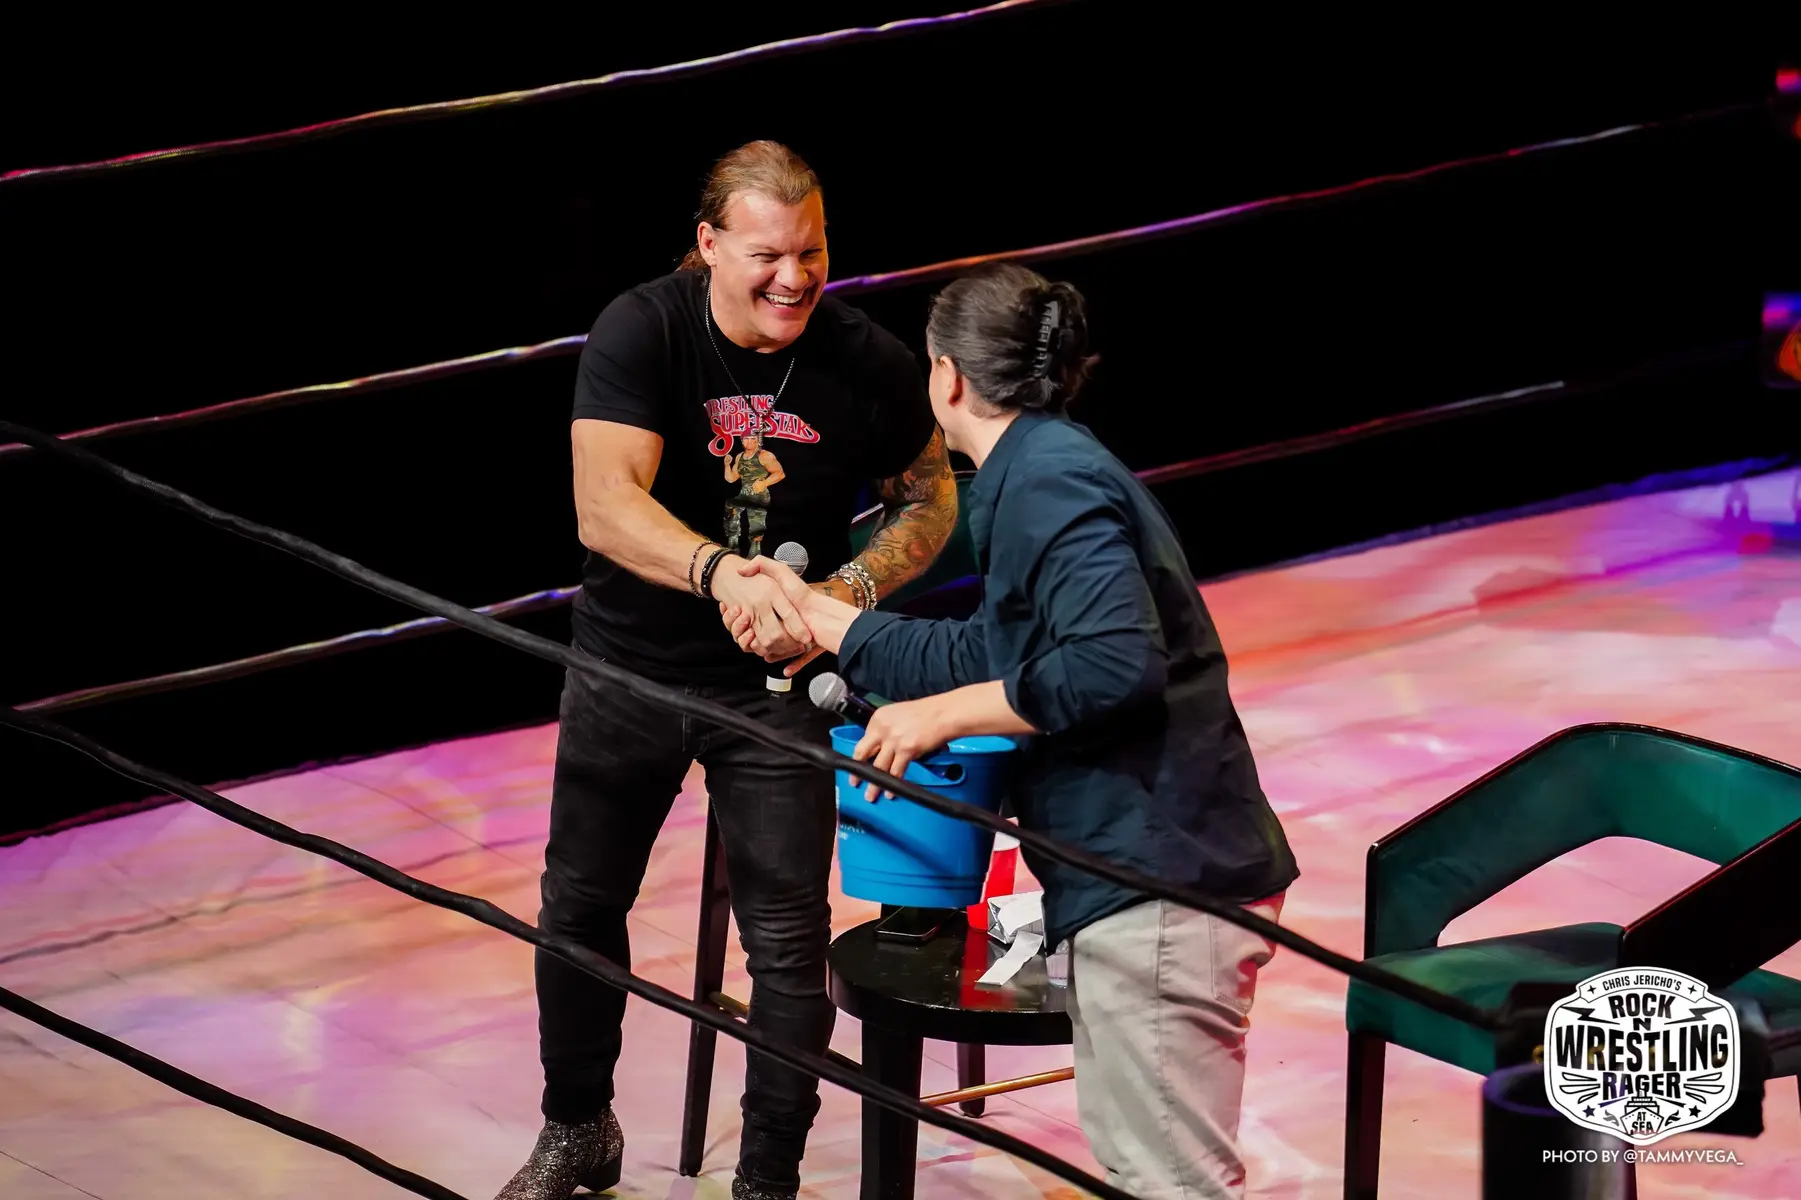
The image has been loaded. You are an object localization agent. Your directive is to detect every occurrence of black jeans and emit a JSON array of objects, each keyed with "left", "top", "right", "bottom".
[{"left": 536, "top": 647, "right": 838, "bottom": 1189}]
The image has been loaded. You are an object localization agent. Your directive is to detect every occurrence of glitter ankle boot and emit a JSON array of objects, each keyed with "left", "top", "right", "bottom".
[
  {"left": 731, "top": 1172, "right": 799, "bottom": 1200},
  {"left": 494, "top": 1110, "right": 623, "bottom": 1199}
]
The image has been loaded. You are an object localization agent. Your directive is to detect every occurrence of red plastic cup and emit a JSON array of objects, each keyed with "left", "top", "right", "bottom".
[{"left": 968, "top": 830, "right": 1020, "bottom": 927}]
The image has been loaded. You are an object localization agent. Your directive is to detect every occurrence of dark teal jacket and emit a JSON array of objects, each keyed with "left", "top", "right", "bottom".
[{"left": 839, "top": 410, "right": 1298, "bottom": 946}]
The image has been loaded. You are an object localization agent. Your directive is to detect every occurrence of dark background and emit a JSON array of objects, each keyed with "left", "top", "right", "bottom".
[{"left": 3, "top": 7, "right": 1797, "bottom": 837}]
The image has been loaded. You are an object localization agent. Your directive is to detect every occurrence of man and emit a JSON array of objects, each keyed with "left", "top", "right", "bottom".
[{"left": 494, "top": 140, "right": 957, "bottom": 1200}]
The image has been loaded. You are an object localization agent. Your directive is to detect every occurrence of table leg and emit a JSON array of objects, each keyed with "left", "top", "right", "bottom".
[
  {"left": 860, "top": 1025, "right": 924, "bottom": 1200},
  {"left": 956, "top": 1043, "right": 986, "bottom": 1117}
]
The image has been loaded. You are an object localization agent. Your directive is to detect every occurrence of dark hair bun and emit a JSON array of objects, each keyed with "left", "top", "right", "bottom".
[{"left": 926, "top": 263, "right": 1098, "bottom": 413}]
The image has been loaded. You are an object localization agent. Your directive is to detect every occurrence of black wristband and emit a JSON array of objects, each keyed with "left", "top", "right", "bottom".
[{"left": 699, "top": 547, "right": 732, "bottom": 600}]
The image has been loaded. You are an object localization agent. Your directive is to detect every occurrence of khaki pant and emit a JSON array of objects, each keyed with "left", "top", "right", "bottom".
[{"left": 1067, "top": 894, "right": 1284, "bottom": 1200}]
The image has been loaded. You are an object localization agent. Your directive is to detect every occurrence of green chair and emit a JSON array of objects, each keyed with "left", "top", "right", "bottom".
[
  {"left": 1344, "top": 723, "right": 1801, "bottom": 1198},
  {"left": 846, "top": 470, "right": 979, "bottom": 615}
]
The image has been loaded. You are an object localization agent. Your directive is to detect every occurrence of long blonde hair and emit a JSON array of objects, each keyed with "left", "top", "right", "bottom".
[{"left": 679, "top": 140, "right": 822, "bottom": 271}]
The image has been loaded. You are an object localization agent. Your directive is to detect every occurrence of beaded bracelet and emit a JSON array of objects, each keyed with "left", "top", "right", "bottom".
[{"left": 687, "top": 540, "right": 713, "bottom": 597}]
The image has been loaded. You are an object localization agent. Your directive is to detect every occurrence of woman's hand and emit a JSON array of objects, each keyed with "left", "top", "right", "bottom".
[
  {"left": 736, "top": 554, "right": 812, "bottom": 605},
  {"left": 851, "top": 698, "right": 954, "bottom": 803},
  {"left": 848, "top": 682, "right": 1036, "bottom": 801}
]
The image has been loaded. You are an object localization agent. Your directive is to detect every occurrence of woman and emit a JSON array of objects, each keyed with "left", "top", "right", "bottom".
[{"left": 732, "top": 263, "right": 1298, "bottom": 1199}]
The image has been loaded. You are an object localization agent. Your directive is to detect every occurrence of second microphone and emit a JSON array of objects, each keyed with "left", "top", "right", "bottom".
[{"left": 765, "top": 541, "right": 810, "bottom": 693}]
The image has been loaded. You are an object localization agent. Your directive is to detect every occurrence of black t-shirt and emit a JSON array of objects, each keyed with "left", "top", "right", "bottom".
[{"left": 570, "top": 268, "right": 935, "bottom": 684}]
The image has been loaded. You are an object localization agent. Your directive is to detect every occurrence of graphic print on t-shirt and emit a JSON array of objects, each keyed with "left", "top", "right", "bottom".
[
  {"left": 703, "top": 393, "right": 820, "bottom": 455},
  {"left": 706, "top": 393, "right": 818, "bottom": 557},
  {"left": 722, "top": 427, "right": 785, "bottom": 556}
]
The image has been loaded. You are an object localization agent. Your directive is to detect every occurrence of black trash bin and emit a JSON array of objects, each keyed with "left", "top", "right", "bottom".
[{"left": 1483, "top": 1063, "right": 1634, "bottom": 1199}]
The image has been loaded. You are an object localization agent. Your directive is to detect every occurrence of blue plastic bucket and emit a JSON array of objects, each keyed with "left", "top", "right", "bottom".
[{"left": 830, "top": 724, "right": 1018, "bottom": 908}]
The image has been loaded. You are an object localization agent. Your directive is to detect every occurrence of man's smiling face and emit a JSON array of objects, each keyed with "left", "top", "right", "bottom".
[{"left": 700, "top": 188, "right": 828, "bottom": 352}]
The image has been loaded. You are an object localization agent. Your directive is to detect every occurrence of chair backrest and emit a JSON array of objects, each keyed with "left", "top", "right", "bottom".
[
  {"left": 1621, "top": 812, "right": 1801, "bottom": 986},
  {"left": 848, "top": 471, "right": 979, "bottom": 613},
  {"left": 1365, "top": 724, "right": 1801, "bottom": 957}
]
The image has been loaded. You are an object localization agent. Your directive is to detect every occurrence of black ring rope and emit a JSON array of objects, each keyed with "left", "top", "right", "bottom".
[
  {"left": 1135, "top": 339, "right": 1749, "bottom": 488},
  {"left": 0, "top": 974, "right": 470, "bottom": 1200},
  {"left": 0, "top": 705, "right": 1141, "bottom": 1200},
  {"left": 825, "top": 100, "right": 1764, "bottom": 298},
  {"left": 0, "top": 1, "right": 1059, "bottom": 187},
  {"left": 18, "top": 585, "right": 579, "bottom": 714},
  {"left": 0, "top": 335, "right": 588, "bottom": 460},
  {"left": 0, "top": 415, "right": 1499, "bottom": 1034},
  {"left": 8, "top": 337, "right": 1761, "bottom": 722},
  {"left": 0, "top": 102, "right": 1760, "bottom": 465}
]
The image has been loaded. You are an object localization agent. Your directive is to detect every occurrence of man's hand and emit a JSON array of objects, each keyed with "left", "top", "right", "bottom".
[
  {"left": 850, "top": 699, "right": 954, "bottom": 803},
  {"left": 723, "top": 583, "right": 831, "bottom": 673},
  {"left": 736, "top": 555, "right": 814, "bottom": 607},
  {"left": 721, "top": 558, "right": 861, "bottom": 670},
  {"left": 710, "top": 556, "right": 813, "bottom": 661}
]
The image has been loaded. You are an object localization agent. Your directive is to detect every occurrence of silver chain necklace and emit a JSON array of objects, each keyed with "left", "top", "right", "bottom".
[{"left": 704, "top": 277, "right": 797, "bottom": 413}]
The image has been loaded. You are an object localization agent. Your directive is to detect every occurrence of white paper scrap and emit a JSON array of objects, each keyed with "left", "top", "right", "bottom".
[
  {"left": 987, "top": 891, "right": 1044, "bottom": 943},
  {"left": 976, "top": 930, "right": 1043, "bottom": 987}
]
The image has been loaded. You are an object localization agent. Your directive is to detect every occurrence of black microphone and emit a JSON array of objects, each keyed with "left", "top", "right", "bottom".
[
  {"left": 809, "top": 672, "right": 878, "bottom": 725},
  {"left": 766, "top": 541, "right": 810, "bottom": 693}
]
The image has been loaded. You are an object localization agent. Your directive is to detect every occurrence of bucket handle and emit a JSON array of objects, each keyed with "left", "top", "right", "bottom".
[
  {"left": 908, "top": 761, "right": 966, "bottom": 789},
  {"left": 837, "top": 760, "right": 965, "bottom": 792}
]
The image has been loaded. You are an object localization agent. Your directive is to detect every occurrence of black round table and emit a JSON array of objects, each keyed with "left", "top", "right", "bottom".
[{"left": 828, "top": 911, "right": 1071, "bottom": 1200}]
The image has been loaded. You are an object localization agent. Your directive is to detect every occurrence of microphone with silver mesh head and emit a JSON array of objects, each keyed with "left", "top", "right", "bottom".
[
  {"left": 809, "top": 672, "right": 879, "bottom": 725},
  {"left": 773, "top": 541, "right": 809, "bottom": 575},
  {"left": 765, "top": 542, "right": 810, "bottom": 692}
]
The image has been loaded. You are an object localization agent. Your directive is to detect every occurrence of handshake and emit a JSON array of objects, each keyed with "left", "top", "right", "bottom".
[
  {"left": 717, "top": 553, "right": 956, "bottom": 800},
  {"left": 713, "top": 555, "right": 862, "bottom": 677}
]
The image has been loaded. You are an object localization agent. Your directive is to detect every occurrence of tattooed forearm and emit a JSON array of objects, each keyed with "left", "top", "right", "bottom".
[{"left": 854, "top": 425, "right": 958, "bottom": 599}]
